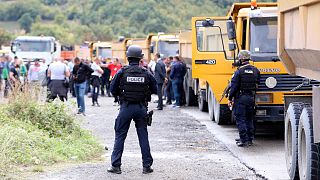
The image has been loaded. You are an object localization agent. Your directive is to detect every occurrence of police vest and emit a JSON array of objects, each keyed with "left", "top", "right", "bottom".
[
  {"left": 119, "top": 66, "right": 151, "bottom": 102},
  {"left": 239, "top": 65, "right": 259, "bottom": 91}
]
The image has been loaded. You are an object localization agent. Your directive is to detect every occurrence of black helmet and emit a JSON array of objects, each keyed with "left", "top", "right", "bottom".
[{"left": 126, "top": 45, "right": 144, "bottom": 59}]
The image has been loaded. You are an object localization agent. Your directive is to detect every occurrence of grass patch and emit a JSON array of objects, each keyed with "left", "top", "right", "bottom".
[{"left": 0, "top": 87, "right": 103, "bottom": 177}]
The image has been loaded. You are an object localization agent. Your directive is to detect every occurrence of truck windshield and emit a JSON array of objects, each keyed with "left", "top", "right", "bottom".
[
  {"left": 158, "top": 41, "right": 179, "bottom": 57},
  {"left": 250, "top": 17, "right": 278, "bottom": 60},
  {"left": 16, "top": 40, "right": 51, "bottom": 52},
  {"left": 98, "top": 47, "right": 112, "bottom": 59}
]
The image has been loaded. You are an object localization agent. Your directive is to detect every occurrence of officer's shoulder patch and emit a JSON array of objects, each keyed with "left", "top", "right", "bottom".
[
  {"left": 244, "top": 70, "right": 253, "bottom": 74},
  {"left": 127, "top": 76, "right": 145, "bottom": 83}
]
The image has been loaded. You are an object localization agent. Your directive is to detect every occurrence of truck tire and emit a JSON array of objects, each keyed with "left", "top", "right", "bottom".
[
  {"left": 208, "top": 87, "right": 231, "bottom": 124},
  {"left": 184, "top": 75, "right": 197, "bottom": 106},
  {"left": 285, "top": 102, "right": 304, "bottom": 180},
  {"left": 298, "top": 105, "right": 320, "bottom": 180},
  {"left": 198, "top": 91, "right": 208, "bottom": 112},
  {"left": 185, "top": 87, "right": 197, "bottom": 106}
]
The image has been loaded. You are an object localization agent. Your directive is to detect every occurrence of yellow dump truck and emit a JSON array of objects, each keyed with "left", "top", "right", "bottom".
[
  {"left": 131, "top": 33, "right": 179, "bottom": 63},
  {"left": 89, "top": 41, "right": 112, "bottom": 60},
  {"left": 190, "top": 2, "right": 316, "bottom": 125},
  {"left": 179, "top": 30, "right": 198, "bottom": 106},
  {"left": 149, "top": 33, "right": 179, "bottom": 60},
  {"left": 279, "top": 0, "right": 320, "bottom": 179},
  {"left": 111, "top": 37, "right": 131, "bottom": 65},
  {"left": 130, "top": 35, "right": 154, "bottom": 63}
]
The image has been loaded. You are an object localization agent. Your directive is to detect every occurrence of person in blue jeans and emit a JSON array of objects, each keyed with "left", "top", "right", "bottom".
[
  {"left": 72, "top": 57, "right": 93, "bottom": 115},
  {"left": 170, "top": 56, "right": 186, "bottom": 108}
]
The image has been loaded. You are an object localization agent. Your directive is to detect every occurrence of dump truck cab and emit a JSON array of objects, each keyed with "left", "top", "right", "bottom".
[
  {"left": 90, "top": 41, "right": 112, "bottom": 60},
  {"left": 10, "top": 36, "right": 60, "bottom": 64},
  {"left": 112, "top": 37, "right": 131, "bottom": 65},
  {"left": 150, "top": 33, "right": 179, "bottom": 59},
  {"left": 191, "top": 2, "right": 315, "bottom": 125},
  {"left": 129, "top": 33, "right": 179, "bottom": 64}
]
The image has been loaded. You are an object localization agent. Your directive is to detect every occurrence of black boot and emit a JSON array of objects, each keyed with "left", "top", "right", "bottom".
[
  {"left": 143, "top": 167, "right": 153, "bottom": 174},
  {"left": 107, "top": 166, "right": 121, "bottom": 174},
  {"left": 236, "top": 141, "right": 249, "bottom": 147}
]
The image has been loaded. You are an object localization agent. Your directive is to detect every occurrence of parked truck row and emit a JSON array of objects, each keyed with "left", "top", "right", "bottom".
[{"left": 9, "top": 33, "right": 179, "bottom": 66}]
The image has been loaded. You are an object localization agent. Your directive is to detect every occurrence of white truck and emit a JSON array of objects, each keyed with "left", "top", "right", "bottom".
[
  {"left": 279, "top": 0, "right": 320, "bottom": 179},
  {"left": 10, "top": 36, "right": 61, "bottom": 64}
]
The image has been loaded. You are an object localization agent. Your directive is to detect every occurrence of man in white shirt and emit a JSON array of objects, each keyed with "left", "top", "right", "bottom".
[
  {"left": 47, "top": 58, "right": 70, "bottom": 101},
  {"left": 148, "top": 58, "right": 156, "bottom": 75},
  {"left": 91, "top": 58, "right": 103, "bottom": 106}
]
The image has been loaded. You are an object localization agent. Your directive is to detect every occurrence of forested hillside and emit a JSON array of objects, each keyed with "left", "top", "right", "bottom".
[{"left": 0, "top": 0, "right": 276, "bottom": 45}]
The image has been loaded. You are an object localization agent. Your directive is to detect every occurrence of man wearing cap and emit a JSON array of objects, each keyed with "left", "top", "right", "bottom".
[
  {"left": 228, "top": 50, "right": 260, "bottom": 147},
  {"left": 107, "top": 45, "right": 157, "bottom": 174}
]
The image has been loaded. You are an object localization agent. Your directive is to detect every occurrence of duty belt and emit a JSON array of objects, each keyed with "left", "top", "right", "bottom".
[{"left": 239, "top": 90, "right": 254, "bottom": 96}]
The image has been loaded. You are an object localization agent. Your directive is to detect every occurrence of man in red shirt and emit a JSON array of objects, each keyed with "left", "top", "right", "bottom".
[
  {"left": 108, "top": 58, "right": 122, "bottom": 78},
  {"left": 107, "top": 58, "right": 122, "bottom": 105}
]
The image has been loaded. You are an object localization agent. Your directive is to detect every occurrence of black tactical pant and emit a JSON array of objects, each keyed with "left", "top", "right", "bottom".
[
  {"left": 234, "top": 94, "right": 255, "bottom": 143},
  {"left": 111, "top": 102, "right": 153, "bottom": 168},
  {"left": 157, "top": 83, "right": 163, "bottom": 108},
  {"left": 101, "top": 77, "right": 111, "bottom": 96}
]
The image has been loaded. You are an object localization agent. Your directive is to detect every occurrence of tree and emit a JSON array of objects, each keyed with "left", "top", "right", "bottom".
[
  {"left": 18, "top": 13, "right": 34, "bottom": 33},
  {"left": 0, "top": 28, "right": 12, "bottom": 47},
  {"left": 54, "top": 13, "right": 66, "bottom": 25}
]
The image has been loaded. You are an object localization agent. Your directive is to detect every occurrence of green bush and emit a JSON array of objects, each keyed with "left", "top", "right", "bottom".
[
  {"left": 0, "top": 92, "right": 103, "bottom": 177},
  {"left": 6, "top": 98, "right": 79, "bottom": 137}
]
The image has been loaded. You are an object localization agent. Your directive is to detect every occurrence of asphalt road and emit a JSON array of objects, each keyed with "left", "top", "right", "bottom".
[
  {"left": 181, "top": 108, "right": 289, "bottom": 180},
  {"left": 29, "top": 95, "right": 286, "bottom": 180}
]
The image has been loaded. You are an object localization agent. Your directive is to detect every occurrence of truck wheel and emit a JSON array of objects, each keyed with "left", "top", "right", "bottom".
[
  {"left": 298, "top": 105, "right": 320, "bottom": 180},
  {"left": 183, "top": 76, "right": 196, "bottom": 107},
  {"left": 185, "top": 86, "right": 197, "bottom": 106},
  {"left": 214, "top": 105, "right": 231, "bottom": 125},
  {"left": 198, "top": 91, "right": 208, "bottom": 112},
  {"left": 208, "top": 87, "right": 231, "bottom": 124},
  {"left": 285, "top": 103, "right": 304, "bottom": 180}
]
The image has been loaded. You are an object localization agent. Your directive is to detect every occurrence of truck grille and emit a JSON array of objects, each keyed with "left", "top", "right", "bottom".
[{"left": 257, "top": 74, "right": 320, "bottom": 92}]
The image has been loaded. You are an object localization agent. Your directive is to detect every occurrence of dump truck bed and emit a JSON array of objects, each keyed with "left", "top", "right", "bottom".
[
  {"left": 179, "top": 31, "right": 192, "bottom": 65},
  {"left": 278, "top": 0, "right": 320, "bottom": 81}
]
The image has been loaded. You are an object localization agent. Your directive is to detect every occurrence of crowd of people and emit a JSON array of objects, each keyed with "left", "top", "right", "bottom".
[
  {"left": 0, "top": 55, "right": 46, "bottom": 97},
  {"left": 149, "top": 53, "right": 187, "bottom": 110},
  {"left": 0, "top": 53, "right": 188, "bottom": 114}
]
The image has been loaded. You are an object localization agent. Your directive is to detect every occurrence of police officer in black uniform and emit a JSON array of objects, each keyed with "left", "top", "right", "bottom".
[
  {"left": 228, "top": 50, "right": 260, "bottom": 147},
  {"left": 107, "top": 45, "right": 157, "bottom": 174}
]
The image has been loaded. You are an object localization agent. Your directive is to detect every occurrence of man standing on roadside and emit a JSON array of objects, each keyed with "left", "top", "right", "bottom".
[
  {"left": 73, "top": 57, "right": 93, "bottom": 116},
  {"left": 170, "top": 56, "right": 184, "bottom": 108},
  {"left": 154, "top": 53, "right": 166, "bottom": 110},
  {"left": 108, "top": 58, "right": 122, "bottom": 106},
  {"left": 107, "top": 45, "right": 157, "bottom": 174},
  {"left": 100, "top": 58, "right": 111, "bottom": 97},
  {"left": 90, "top": 58, "right": 103, "bottom": 106},
  {"left": 28, "top": 59, "right": 41, "bottom": 83},
  {"left": 228, "top": 50, "right": 260, "bottom": 147}
]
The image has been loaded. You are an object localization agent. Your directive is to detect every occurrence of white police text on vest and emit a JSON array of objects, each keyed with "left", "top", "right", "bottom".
[{"left": 127, "top": 77, "right": 145, "bottom": 83}]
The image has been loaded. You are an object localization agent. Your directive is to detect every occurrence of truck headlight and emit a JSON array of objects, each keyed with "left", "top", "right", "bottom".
[{"left": 255, "top": 93, "right": 273, "bottom": 103}]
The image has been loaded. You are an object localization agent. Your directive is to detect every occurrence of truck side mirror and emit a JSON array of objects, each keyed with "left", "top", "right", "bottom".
[
  {"left": 228, "top": 41, "right": 236, "bottom": 51},
  {"left": 53, "top": 43, "right": 57, "bottom": 53},
  {"left": 226, "top": 19, "right": 236, "bottom": 40},
  {"left": 202, "top": 19, "right": 215, "bottom": 27},
  {"left": 150, "top": 45, "right": 154, "bottom": 53},
  {"left": 11, "top": 43, "right": 17, "bottom": 54}
]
